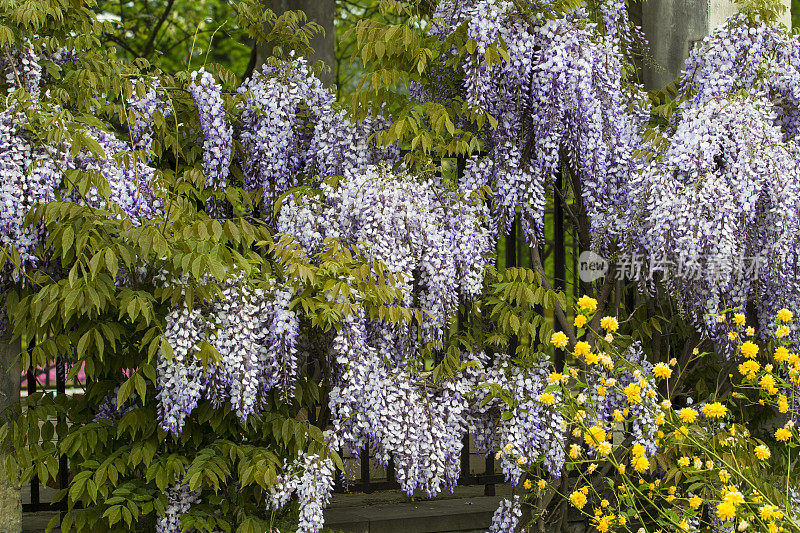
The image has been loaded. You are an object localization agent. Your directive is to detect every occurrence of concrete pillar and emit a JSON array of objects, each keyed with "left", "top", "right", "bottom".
[
  {"left": 0, "top": 339, "right": 21, "bottom": 533},
  {"left": 641, "top": 0, "right": 791, "bottom": 89}
]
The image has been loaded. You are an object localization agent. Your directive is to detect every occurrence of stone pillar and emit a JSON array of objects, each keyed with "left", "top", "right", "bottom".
[
  {"left": 0, "top": 339, "right": 21, "bottom": 533},
  {"left": 641, "top": 0, "right": 791, "bottom": 89}
]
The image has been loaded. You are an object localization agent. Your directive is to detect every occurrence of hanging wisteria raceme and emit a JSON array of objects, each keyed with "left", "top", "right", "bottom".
[
  {"left": 77, "top": 127, "right": 163, "bottom": 224},
  {"left": 474, "top": 353, "right": 566, "bottom": 482},
  {"left": 268, "top": 451, "right": 335, "bottom": 533},
  {"left": 157, "top": 304, "right": 208, "bottom": 435},
  {"left": 129, "top": 80, "right": 167, "bottom": 154},
  {"left": 681, "top": 14, "right": 800, "bottom": 138},
  {"left": 155, "top": 481, "right": 201, "bottom": 533},
  {"left": 488, "top": 495, "right": 522, "bottom": 533},
  {"left": 430, "top": 1, "right": 643, "bottom": 247},
  {"left": 2, "top": 41, "right": 42, "bottom": 98},
  {"left": 94, "top": 386, "right": 138, "bottom": 422},
  {"left": 327, "top": 317, "right": 474, "bottom": 497},
  {"left": 190, "top": 69, "right": 232, "bottom": 189},
  {"left": 628, "top": 95, "right": 800, "bottom": 342},
  {"left": 237, "top": 57, "right": 398, "bottom": 207},
  {"left": 0, "top": 105, "right": 163, "bottom": 274},
  {"left": 277, "top": 165, "right": 492, "bottom": 346},
  {"left": 156, "top": 275, "right": 302, "bottom": 433}
]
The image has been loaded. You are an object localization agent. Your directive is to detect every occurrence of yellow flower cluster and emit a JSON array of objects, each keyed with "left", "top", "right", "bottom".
[
  {"left": 577, "top": 296, "right": 597, "bottom": 312},
  {"left": 653, "top": 362, "right": 672, "bottom": 379},
  {"left": 701, "top": 402, "right": 727, "bottom": 418}
]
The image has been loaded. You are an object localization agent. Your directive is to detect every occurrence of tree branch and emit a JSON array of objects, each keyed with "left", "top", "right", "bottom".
[
  {"left": 142, "top": 0, "right": 177, "bottom": 57},
  {"left": 531, "top": 245, "right": 577, "bottom": 346}
]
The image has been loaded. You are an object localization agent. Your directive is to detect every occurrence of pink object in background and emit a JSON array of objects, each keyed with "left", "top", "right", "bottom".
[{"left": 21, "top": 362, "right": 86, "bottom": 388}]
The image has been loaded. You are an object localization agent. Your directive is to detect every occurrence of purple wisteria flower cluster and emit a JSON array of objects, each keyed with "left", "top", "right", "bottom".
[
  {"left": 277, "top": 165, "right": 493, "bottom": 345},
  {"left": 155, "top": 275, "right": 301, "bottom": 435},
  {"left": 2, "top": 41, "right": 42, "bottom": 98},
  {"left": 488, "top": 495, "right": 521, "bottom": 533},
  {"left": 268, "top": 451, "right": 335, "bottom": 533},
  {"left": 236, "top": 57, "right": 398, "bottom": 206},
  {"left": 155, "top": 481, "right": 200, "bottom": 533},
  {"left": 129, "top": 80, "right": 168, "bottom": 154},
  {"left": 0, "top": 107, "right": 162, "bottom": 273},
  {"left": 275, "top": 166, "right": 493, "bottom": 497},
  {"left": 190, "top": 69, "right": 232, "bottom": 189},
  {"left": 628, "top": 14, "right": 800, "bottom": 342},
  {"left": 431, "top": 1, "right": 644, "bottom": 247}
]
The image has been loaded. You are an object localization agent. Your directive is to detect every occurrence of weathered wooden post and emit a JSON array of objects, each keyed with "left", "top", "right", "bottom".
[{"left": 0, "top": 338, "right": 21, "bottom": 532}]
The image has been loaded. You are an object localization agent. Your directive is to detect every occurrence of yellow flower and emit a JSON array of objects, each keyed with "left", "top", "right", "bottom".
[
  {"left": 539, "top": 393, "right": 555, "bottom": 406},
  {"left": 504, "top": 443, "right": 514, "bottom": 452},
  {"left": 600, "top": 316, "right": 618, "bottom": 332},
  {"left": 652, "top": 362, "right": 671, "bottom": 379},
  {"left": 755, "top": 444, "right": 771, "bottom": 460},
  {"left": 693, "top": 457, "right": 702, "bottom": 469},
  {"left": 779, "top": 395, "right": 789, "bottom": 413},
  {"left": 537, "top": 479, "right": 546, "bottom": 490},
  {"left": 523, "top": 479, "right": 532, "bottom": 490},
  {"left": 631, "top": 443, "right": 645, "bottom": 457},
  {"left": 776, "top": 326, "right": 790, "bottom": 338},
  {"left": 727, "top": 332, "right": 738, "bottom": 341},
  {"left": 689, "top": 495, "right": 702, "bottom": 509},
  {"left": 594, "top": 515, "right": 612, "bottom": 533},
  {"left": 624, "top": 383, "right": 642, "bottom": 405},
  {"left": 569, "top": 444, "right": 581, "bottom": 459},
  {"left": 760, "top": 504, "right": 778, "bottom": 521},
  {"left": 613, "top": 409, "right": 624, "bottom": 423},
  {"left": 551, "top": 331, "right": 568, "bottom": 349},
  {"left": 585, "top": 426, "right": 607, "bottom": 447},
  {"left": 723, "top": 488, "right": 744, "bottom": 506},
  {"left": 678, "top": 457, "right": 690, "bottom": 467},
  {"left": 577, "top": 296, "right": 598, "bottom": 312},
  {"left": 597, "top": 442, "right": 612, "bottom": 456},
  {"left": 740, "top": 341, "right": 759, "bottom": 359},
  {"left": 655, "top": 413, "right": 665, "bottom": 425},
  {"left": 775, "top": 346, "right": 790, "bottom": 363},
  {"left": 674, "top": 426, "right": 689, "bottom": 440},
  {"left": 733, "top": 313, "right": 746, "bottom": 326},
  {"left": 574, "top": 341, "right": 591, "bottom": 358},
  {"left": 716, "top": 501, "right": 737, "bottom": 521},
  {"left": 597, "top": 385, "right": 607, "bottom": 397},
  {"left": 585, "top": 352, "right": 599, "bottom": 365},
  {"left": 760, "top": 373, "right": 778, "bottom": 395},
  {"left": 679, "top": 408, "right": 697, "bottom": 423},
  {"left": 665, "top": 494, "right": 675, "bottom": 502},
  {"left": 702, "top": 402, "right": 728, "bottom": 418},
  {"left": 574, "top": 314, "right": 587, "bottom": 328},
  {"left": 570, "top": 490, "right": 587, "bottom": 509},
  {"left": 631, "top": 456, "right": 650, "bottom": 473},
  {"left": 719, "top": 469, "right": 731, "bottom": 483},
  {"left": 617, "top": 464, "right": 626, "bottom": 474},
  {"left": 678, "top": 519, "right": 689, "bottom": 531},
  {"left": 746, "top": 326, "right": 755, "bottom": 336},
  {"left": 517, "top": 456, "right": 527, "bottom": 465},
  {"left": 738, "top": 360, "right": 760, "bottom": 378},
  {"left": 778, "top": 309, "right": 793, "bottom": 322}
]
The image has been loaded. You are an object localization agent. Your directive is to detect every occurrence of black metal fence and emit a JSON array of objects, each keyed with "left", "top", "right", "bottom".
[{"left": 23, "top": 358, "right": 69, "bottom": 514}]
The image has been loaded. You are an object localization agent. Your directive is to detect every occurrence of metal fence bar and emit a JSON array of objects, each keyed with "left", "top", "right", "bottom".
[
  {"left": 26, "top": 369, "right": 39, "bottom": 510},
  {"left": 56, "top": 357, "right": 68, "bottom": 515}
]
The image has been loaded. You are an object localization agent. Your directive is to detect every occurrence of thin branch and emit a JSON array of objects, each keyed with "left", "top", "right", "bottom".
[
  {"left": 142, "top": 0, "right": 177, "bottom": 57},
  {"left": 530, "top": 245, "right": 577, "bottom": 345}
]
